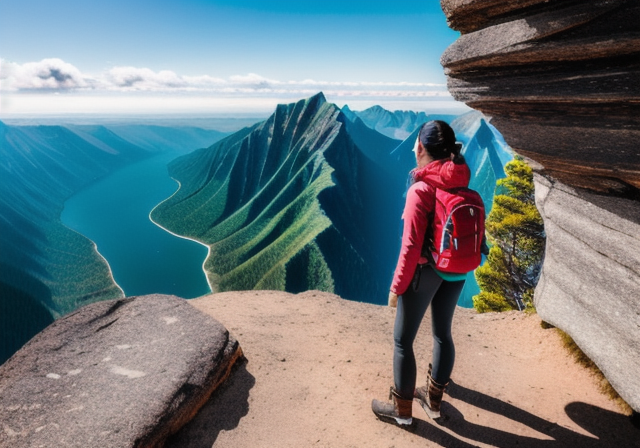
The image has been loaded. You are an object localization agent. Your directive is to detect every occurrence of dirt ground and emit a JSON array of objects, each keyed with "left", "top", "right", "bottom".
[{"left": 164, "top": 290, "right": 638, "bottom": 448}]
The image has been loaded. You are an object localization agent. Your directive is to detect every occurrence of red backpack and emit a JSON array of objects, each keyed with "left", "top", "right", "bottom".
[{"left": 426, "top": 187, "right": 486, "bottom": 273}]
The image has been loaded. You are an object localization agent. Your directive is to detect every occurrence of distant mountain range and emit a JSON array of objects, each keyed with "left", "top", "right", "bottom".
[
  {"left": 0, "top": 122, "right": 228, "bottom": 363},
  {"left": 342, "top": 104, "right": 458, "bottom": 141},
  {"left": 0, "top": 95, "right": 512, "bottom": 363}
]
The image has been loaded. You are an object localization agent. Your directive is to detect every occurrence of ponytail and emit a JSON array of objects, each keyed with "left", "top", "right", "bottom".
[{"left": 450, "top": 142, "right": 465, "bottom": 165}]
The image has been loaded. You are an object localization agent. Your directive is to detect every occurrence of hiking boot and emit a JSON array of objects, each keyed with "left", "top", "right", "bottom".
[
  {"left": 371, "top": 387, "right": 413, "bottom": 426},
  {"left": 415, "top": 370, "right": 448, "bottom": 420}
]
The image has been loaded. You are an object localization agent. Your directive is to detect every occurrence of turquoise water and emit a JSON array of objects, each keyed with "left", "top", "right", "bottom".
[{"left": 61, "top": 152, "right": 211, "bottom": 299}]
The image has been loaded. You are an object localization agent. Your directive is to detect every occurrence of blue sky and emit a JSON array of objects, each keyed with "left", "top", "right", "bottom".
[{"left": 0, "top": 0, "right": 465, "bottom": 116}]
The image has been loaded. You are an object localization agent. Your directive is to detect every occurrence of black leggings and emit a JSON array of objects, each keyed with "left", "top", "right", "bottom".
[{"left": 393, "top": 264, "right": 465, "bottom": 398}]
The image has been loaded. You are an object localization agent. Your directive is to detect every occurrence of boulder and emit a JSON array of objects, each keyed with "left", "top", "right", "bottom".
[
  {"left": 440, "top": 0, "right": 640, "bottom": 412},
  {"left": 0, "top": 294, "right": 243, "bottom": 448}
]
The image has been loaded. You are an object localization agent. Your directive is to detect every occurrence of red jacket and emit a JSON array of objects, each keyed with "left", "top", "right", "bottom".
[{"left": 390, "top": 159, "right": 471, "bottom": 295}]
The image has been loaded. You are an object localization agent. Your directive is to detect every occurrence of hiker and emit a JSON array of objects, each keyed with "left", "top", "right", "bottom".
[{"left": 372, "top": 120, "right": 484, "bottom": 426}]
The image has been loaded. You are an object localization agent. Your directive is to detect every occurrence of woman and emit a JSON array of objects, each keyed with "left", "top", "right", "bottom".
[{"left": 372, "top": 120, "right": 471, "bottom": 426}]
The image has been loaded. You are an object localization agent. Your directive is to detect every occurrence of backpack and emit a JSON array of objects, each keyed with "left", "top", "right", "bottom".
[{"left": 425, "top": 187, "right": 486, "bottom": 273}]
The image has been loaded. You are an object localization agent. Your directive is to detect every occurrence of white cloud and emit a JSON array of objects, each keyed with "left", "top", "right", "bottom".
[
  {"left": 1, "top": 58, "right": 93, "bottom": 91},
  {"left": 228, "top": 73, "right": 282, "bottom": 88},
  {"left": 182, "top": 74, "right": 227, "bottom": 87},
  {"left": 107, "top": 66, "right": 186, "bottom": 90}
]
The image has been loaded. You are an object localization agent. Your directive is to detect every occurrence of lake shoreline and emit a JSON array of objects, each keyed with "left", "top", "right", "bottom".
[
  {"left": 149, "top": 180, "right": 214, "bottom": 295},
  {"left": 61, "top": 153, "right": 211, "bottom": 299}
]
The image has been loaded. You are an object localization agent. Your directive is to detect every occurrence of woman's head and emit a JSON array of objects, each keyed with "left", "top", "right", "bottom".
[{"left": 414, "top": 120, "right": 464, "bottom": 167}]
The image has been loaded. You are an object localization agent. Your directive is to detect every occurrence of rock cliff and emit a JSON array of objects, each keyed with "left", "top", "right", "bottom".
[{"left": 440, "top": 0, "right": 640, "bottom": 413}]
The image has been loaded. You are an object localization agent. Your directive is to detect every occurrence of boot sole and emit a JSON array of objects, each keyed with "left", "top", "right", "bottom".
[
  {"left": 416, "top": 398, "right": 441, "bottom": 420},
  {"left": 373, "top": 413, "right": 414, "bottom": 427}
]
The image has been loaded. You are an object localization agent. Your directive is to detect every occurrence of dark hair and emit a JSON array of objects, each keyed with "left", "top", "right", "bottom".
[{"left": 418, "top": 120, "right": 464, "bottom": 164}]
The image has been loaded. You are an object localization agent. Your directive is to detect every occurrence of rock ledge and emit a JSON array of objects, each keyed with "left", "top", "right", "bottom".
[{"left": 0, "top": 294, "right": 242, "bottom": 448}]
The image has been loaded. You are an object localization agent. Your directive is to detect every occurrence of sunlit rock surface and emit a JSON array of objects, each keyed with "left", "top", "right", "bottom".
[{"left": 440, "top": 0, "right": 640, "bottom": 412}]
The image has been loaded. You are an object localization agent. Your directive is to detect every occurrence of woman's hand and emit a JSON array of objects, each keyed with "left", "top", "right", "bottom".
[{"left": 388, "top": 291, "right": 398, "bottom": 308}]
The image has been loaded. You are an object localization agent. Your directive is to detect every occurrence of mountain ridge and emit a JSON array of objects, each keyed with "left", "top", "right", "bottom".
[
  {"left": 1, "top": 100, "right": 512, "bottom": 363},
  {"left": 346, "top": 104, "right": 459, "bottom": 141},
  {"left": 152, "top": 93, "right": 383, "bottom": 301}
]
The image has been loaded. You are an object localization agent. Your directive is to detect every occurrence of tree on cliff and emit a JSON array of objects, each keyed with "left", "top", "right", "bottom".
[{"left": 473, "top": 157, "right": 545, "bottom": 312}]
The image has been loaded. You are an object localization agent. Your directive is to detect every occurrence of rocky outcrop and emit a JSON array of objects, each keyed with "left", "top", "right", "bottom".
[
  {"left": 441, "top": 0, "right": 640, "bottom": 194},
  {"left": 0, "top": 294, "right": 242, "bottom": 448},
  {"left": 440, "top": 0, "right": 640, "bottom": 412}
]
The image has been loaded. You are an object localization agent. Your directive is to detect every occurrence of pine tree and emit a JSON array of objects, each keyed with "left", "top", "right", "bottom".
[{"left": 473, "top": 157, "right": 545, "bottom": 312}]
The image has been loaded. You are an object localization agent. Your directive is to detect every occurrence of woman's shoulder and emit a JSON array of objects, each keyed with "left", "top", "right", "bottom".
[
  {"left": 407, "top": 180, "right": 437, "bottom": 209},
  {"left": 409, "top": 179, "right": 437, "bottom": 195}
]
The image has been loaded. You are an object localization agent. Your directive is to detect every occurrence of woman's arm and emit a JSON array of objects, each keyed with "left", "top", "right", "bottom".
[{"left": 390, "top": 182, "right": 433, "bottom": 296}]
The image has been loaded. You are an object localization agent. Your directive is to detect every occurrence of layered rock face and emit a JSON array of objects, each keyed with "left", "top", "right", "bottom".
[
  {"left": 441, "top": 0, "right": 640, "bottom": 194},
  {"left": 440, "top": 0, "right": 640, "bottom": 412}
]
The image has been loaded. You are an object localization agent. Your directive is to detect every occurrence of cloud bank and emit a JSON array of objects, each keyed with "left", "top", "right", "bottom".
[
  {"left": 1, "top": 58, "right": 449, "bottom": 97},
  {"left": 1, "top": 58, "right": 466, "bottom": 115}
]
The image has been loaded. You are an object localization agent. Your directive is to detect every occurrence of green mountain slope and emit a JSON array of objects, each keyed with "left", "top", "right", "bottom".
[{"left": 152, "top": 93, "right": 387, "bottom": 301}]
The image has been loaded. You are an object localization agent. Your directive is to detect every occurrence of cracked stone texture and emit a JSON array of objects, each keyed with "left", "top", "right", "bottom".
[{"left": 0, "top": 294, "right": 242, "bottom": 448}]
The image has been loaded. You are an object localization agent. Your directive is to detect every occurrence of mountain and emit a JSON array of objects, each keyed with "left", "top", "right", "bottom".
[
  {"left": 0, "top": 122, "right": 228, "bottom": 364},
  {"left": 344, "top": 104, "right": 458, "bottom": 141},
  {"left": 341, "top": 110, "right": 402, "bottom": 166},
  {"left": 0, "top": 99, "right": 512, "bottom": 363},
  {"left": 89, "top": 125, "right": 229, "bottom": 154},
  {"left": 152, "top": 93, "right": 396, "bottom": 302}
]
